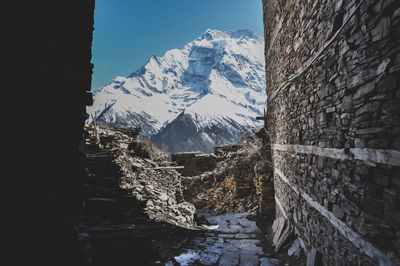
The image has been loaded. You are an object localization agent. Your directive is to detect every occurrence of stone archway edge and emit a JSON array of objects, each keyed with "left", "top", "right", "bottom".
[{"left": 272, "top": 144, "right": 400, "bottom": 167}]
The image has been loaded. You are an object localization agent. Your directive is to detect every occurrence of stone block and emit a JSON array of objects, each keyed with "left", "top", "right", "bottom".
[
  {"left": 332, "top": 204, "right": 345, "bottom": 219},
  {"left": 353, "top": 81, "right": 375, "bottom": 99},
  {"left": 340, "top": 113, "right": 350, "bottom": 119},
  {"left": 371, "top": 17, "right": 391, "bottom": 41},
  {"left": 316, "top": 112, "right": 327, "bottom": 125},
  {"left": 360, "top": 197, "right": 384, "bottom": 216},
  {"left": 354, "top": 138, "right": 366, "bottom": 148},
  {"left": 317, "top": 85, "right": 330, "bottom": 99},
  {"left": 351, "top": 113, "right": 370, "bottom": 125},
  {"left": 356, "top": 127, "right": 384, "bottom": 135},
  {"left": 355, "top": 164, "right": 369, "bottom": 175},
  {"left": 338, "top": 101, "right": 354, "bottom": 113},
  {"left": 218, "top": 250, "right": 239, "bottom": 266},
  {"left": 374, "top": 174, "right": 389, "bottom": 187},
  {"left": 306, "top": 248, "right": 322, "bottom": 266},
  {"left": 355, "top": 102, "right": 381, "bottom": 116},
  {"left": 377, "top": 74, "right": 398, "bottom": 93},
  {"left": 332, "top": 169, "right": 341, "bottom": 179},
  {"left": 326, "top": 107, "right": 335, "bottom": 113}
]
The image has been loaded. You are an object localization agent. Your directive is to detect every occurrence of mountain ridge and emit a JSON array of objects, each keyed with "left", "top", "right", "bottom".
[{"left": 87, "top": 29, "right": 266, "bottom": 153}]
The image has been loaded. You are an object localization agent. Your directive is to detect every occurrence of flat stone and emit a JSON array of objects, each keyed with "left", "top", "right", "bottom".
[
  {"left": 260, "top": 257, "right": 280, "bottom": 266},
  {"left": 353, "top": 81, "right": 375, "bottom": 99},
  {"left": 356, "top": 127, "right": 383, "bottom": 135},
  {"left": 218, "top": 233, "right": 235, "bottom": 239},
  {"left": 371, "top": 17, "right": 390, "bottom": 41},
  {"left": 205, "top": 237, "right": 218, "bottom": 244},
  {"left": 235, "top": 233, "right": 251, "bottom": 239},
  {"left": 239, "top": 251, "right": 259, "bottom": 266},
  {"left": 332, "top": 169, "right": 340, "bottom": 179},
  {"left": 198, "top": 248, "right": 221, "bottom": 265},
  {"left": 272, "top": 218, "right": 286, "bottom": 245},
  {"left": 158, "top": 193, "right": 168, "bottom": 201},
  {"left": 326, "top": 107, "right": 335, "bottom": 113},
  {"left": 272, "top": 217, "right": 284, "bottom": 233},
  {"left": 374, "top": 175, "right": 389, "bottom": 187},
  {"left": 241, "top": 223, "right": 261, "bottom": 234},
  {"left": 355, "top": 102, "right": 380, "bottom": 116},
  {"left": 288, "top": 239, "right": 301, "bottom": 256},
  {"left": 306, "top": 248, "right": 321, "bottom": 266},
  {"left": 218, "top": 250, "right": 240, "bottom": 266},
  {"left": 174, "top": 250, "right": 200, "bottom": 265},
  {"left": 377, "top": 58, "right": 390, "bottom": 75},
  {"left": 215, "top": 224, "right": 242, "bottom": 233},
  {"left": 237, "top": 218, "right": 253, "bottom": 227},
  {"left": 225, "top": 239, "right": 262, "bottom": 253},
  {"left": 316, "top": 112, "right": 327, "bottom": 125},
  {"left": 275, "top": 225, "right": 292, "bottom": 252},
  {"left": 333, "top": 204, "right": 345, "bottom": 219}
]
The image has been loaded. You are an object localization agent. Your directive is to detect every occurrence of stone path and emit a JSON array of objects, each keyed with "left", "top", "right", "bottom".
[{"left": 168, "top": 212, "right": 280, "bottom": 266}]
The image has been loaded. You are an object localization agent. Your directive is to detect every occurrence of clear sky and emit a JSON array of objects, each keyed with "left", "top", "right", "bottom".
[{"left": 91, "top": 0, "right": 264, "bottom": 91}]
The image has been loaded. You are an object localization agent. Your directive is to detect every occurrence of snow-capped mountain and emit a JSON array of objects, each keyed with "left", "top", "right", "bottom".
[{"left": 87, "top": 29, "right": 266, "bottom": 153}]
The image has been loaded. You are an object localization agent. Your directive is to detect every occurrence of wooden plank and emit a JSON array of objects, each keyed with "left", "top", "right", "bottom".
[
  {"left": 306, "top": 248, "right": 317, "bottom": 266},
  {"left": 146, "top": 166, "right": 184, "bottom": 170},
  {"left": 275, "top": 225, "right": 293, "bottom": 252},
  {"left": 272, "top": 217, "right": 286, "bottom": 246}
]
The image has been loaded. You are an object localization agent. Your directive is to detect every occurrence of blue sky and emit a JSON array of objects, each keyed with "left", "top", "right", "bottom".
[{"left": 91, "top": 0, "right": 264, "bottom": 91}]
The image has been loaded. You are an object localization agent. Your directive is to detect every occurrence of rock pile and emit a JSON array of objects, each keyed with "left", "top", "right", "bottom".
[
  {"left": 181, "top": 139, "right": 275, "bottom": 216},
  {"left": 84, "top": 124, "right": 198, "bottom": 230}
]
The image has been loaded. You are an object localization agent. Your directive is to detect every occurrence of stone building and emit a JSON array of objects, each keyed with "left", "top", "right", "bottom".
[{"left": 262, "top": 0, "right": 400, "bottom": 264}]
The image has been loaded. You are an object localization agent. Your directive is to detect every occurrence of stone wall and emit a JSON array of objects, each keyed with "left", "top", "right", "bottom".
[
  {"left": 9, "top": 1, "right": 95, "bottom": 265},
  {"left": 181, "top": 140, "right": 275, "bottom": 215},
  {"left": 262, "top": 0, "right": 400, "bottom": 264},
  {"left": 171, "top": 152, "right": 220, "bottom": 176}
]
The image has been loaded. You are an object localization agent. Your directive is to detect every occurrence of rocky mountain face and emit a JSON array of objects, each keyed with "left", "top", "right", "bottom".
[{"left": 87, "top": 29, "right": 266, "bottom": 153}]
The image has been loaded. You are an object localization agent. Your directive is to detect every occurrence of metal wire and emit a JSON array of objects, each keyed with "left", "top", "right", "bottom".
[{"left": 266, "top": 0, "right": 366, "bottom": 104}]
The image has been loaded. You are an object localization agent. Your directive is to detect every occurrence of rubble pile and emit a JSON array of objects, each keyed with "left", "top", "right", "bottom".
[
  {"left": 84, "top": 124, "right": 275, "bottom": 228},
  {"left": 181, "top": 139, "right": 274, "bottom": 215},
  {"left": 84, "top": 124, "right": 198, "bottom": 230}
]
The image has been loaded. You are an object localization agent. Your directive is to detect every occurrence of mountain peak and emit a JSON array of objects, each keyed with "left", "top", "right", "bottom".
[
  {"left": 199, "top": 29, "right": 227, "bottom": 41},
  {"left": 199, "top": 29, "right": 261, "bottom": 41},
  {"left": 88, "top": 29, "right": 266, "bottom": 152},
  {"left": 228, "top": 29, "right": 260, "bottom": 39}
]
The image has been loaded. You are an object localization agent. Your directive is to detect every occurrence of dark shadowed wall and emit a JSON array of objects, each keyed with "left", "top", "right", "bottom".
[{"left": 7, "top": 1, "right": 95, "bottom": 265}]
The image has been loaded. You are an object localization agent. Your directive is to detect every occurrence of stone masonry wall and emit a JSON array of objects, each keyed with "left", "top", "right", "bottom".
[
  {"left": 171, "top": 152, "right": 219, "bottom": 176},
  {"left": 262, "top": 0, "right": 400, "bottom": 265},
  {"left": 180, "top": 141, "right": 275, "bottom": 215}
]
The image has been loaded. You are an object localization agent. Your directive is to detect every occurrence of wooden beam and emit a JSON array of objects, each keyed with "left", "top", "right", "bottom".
[{"left": 146, "top": 166, "right": 185, "bottom": 170}]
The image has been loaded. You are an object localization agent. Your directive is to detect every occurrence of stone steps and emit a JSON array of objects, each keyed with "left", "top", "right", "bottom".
[{"left": 171, "top": 212, "right": 281, "bottom": 266}]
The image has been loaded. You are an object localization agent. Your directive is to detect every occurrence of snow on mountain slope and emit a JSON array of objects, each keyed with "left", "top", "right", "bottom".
[{"left": 87, "top": 29, "right": 266, "bottom": 152}]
